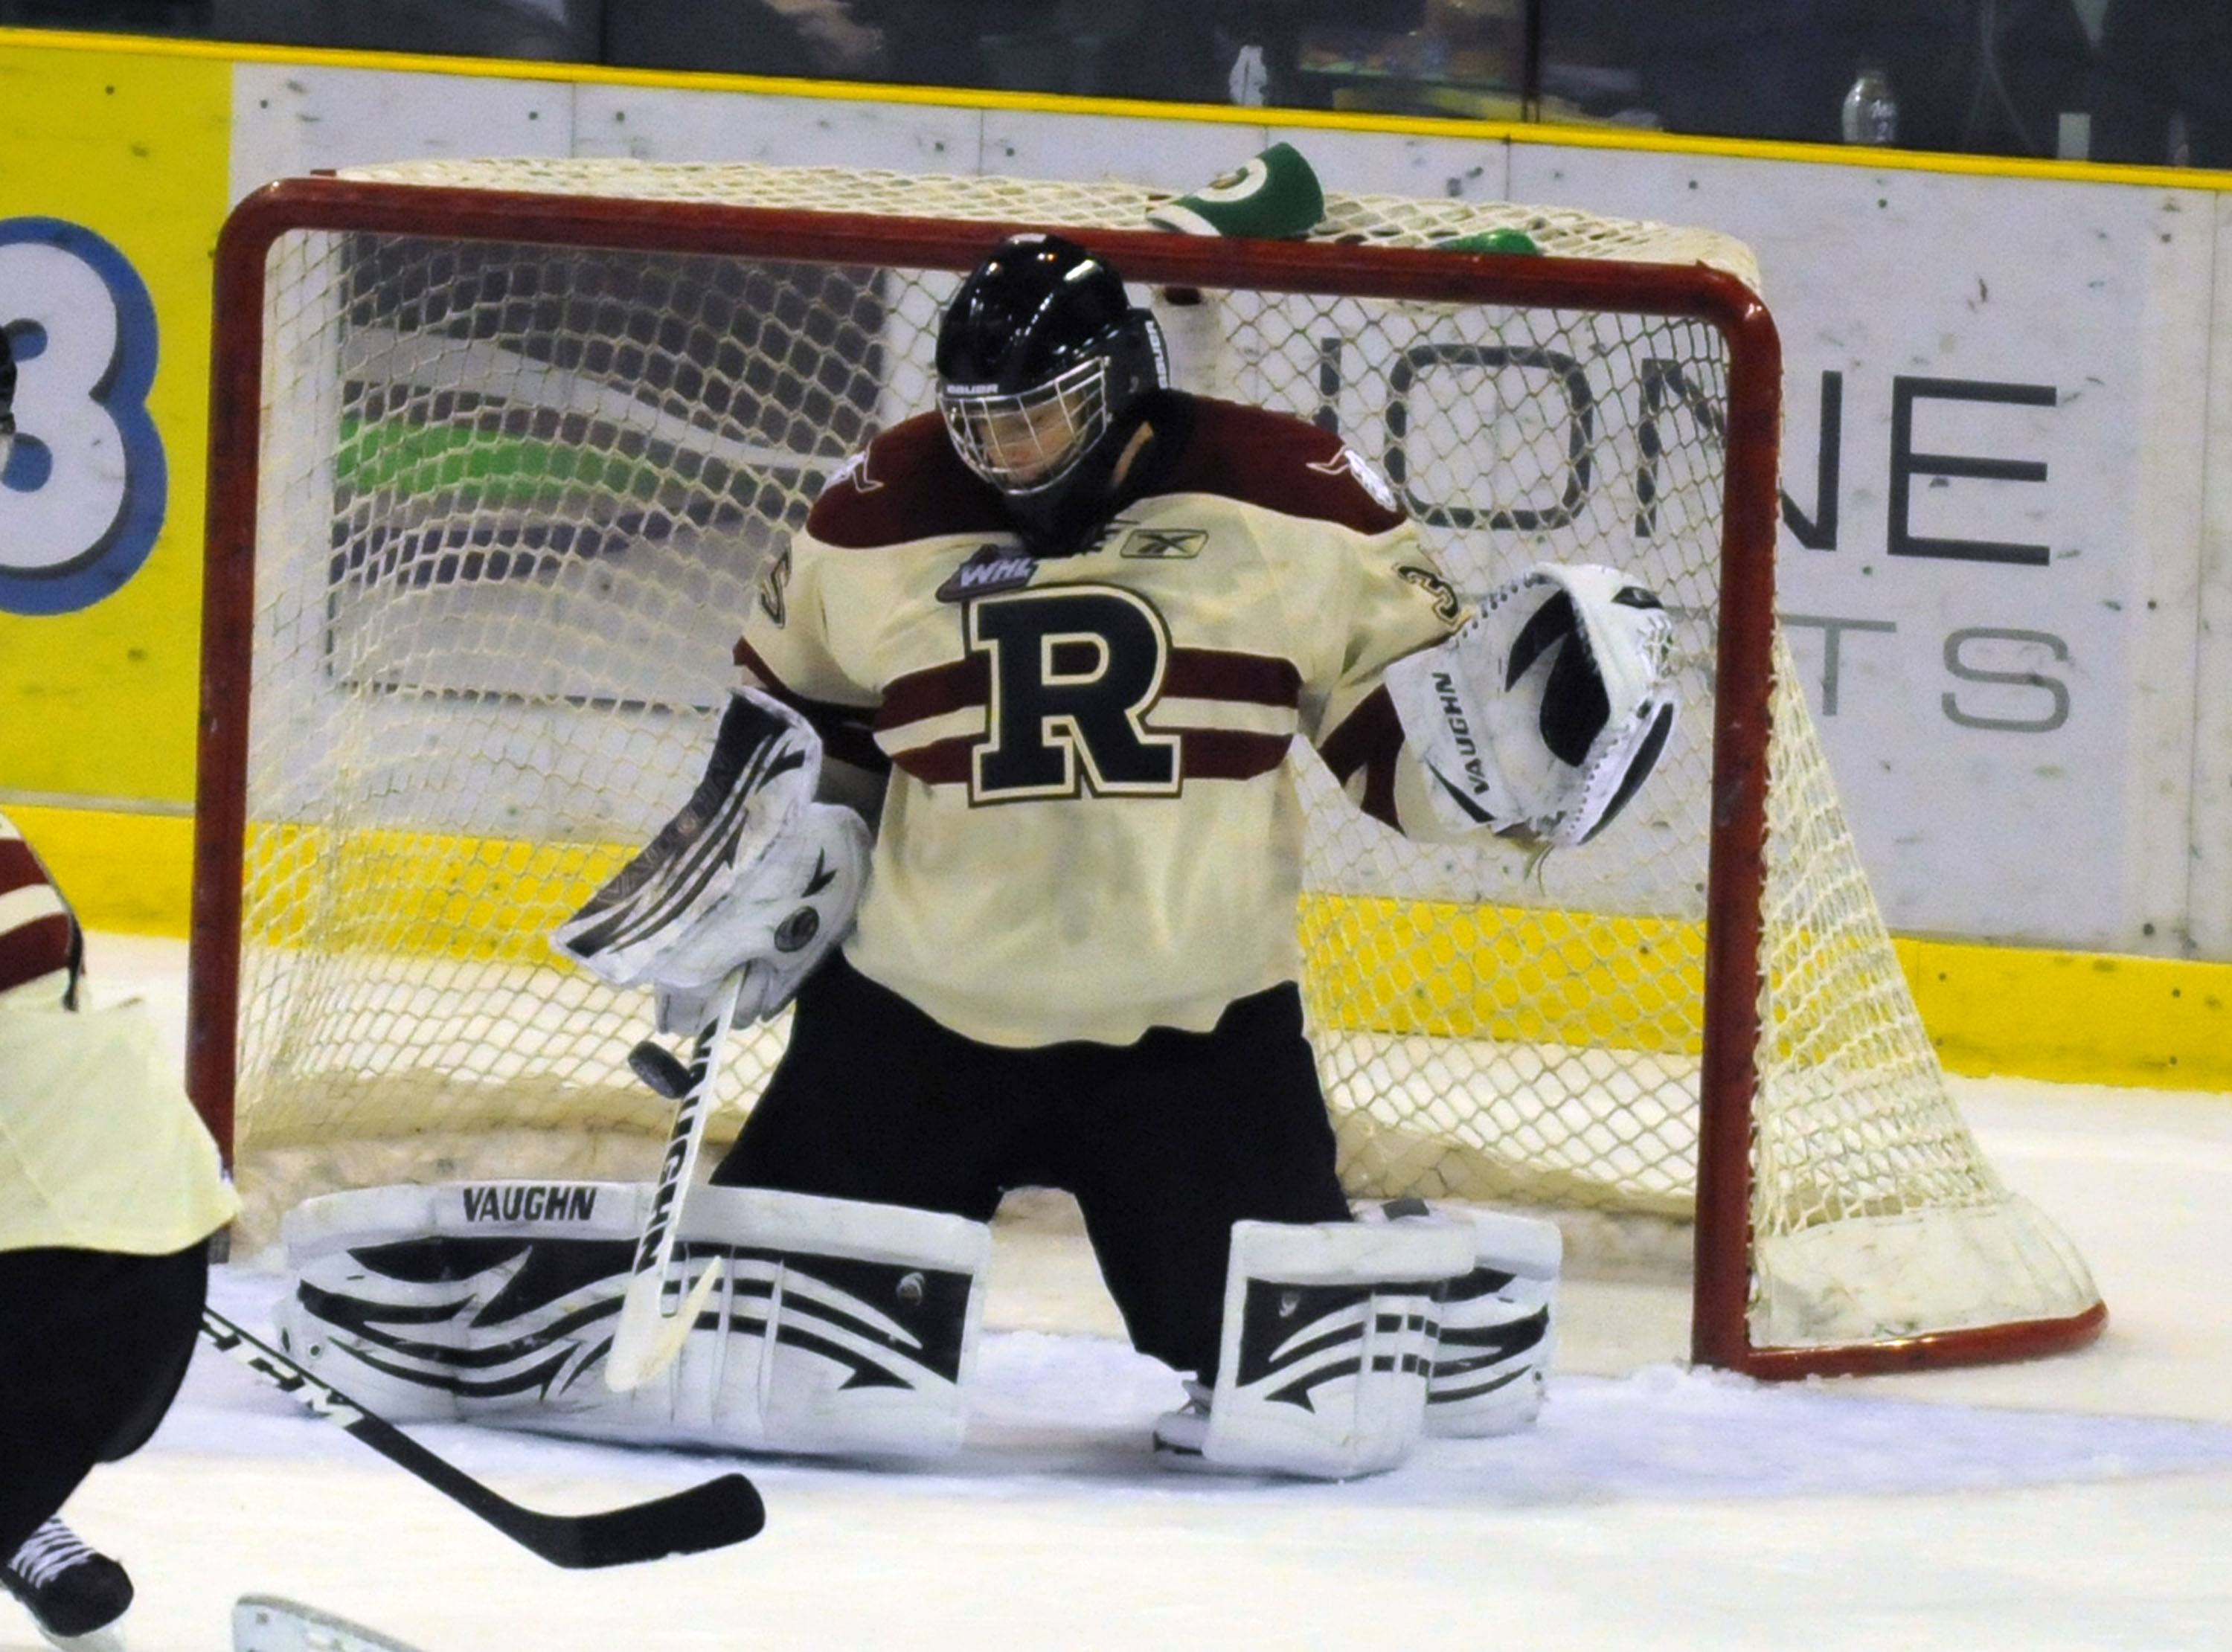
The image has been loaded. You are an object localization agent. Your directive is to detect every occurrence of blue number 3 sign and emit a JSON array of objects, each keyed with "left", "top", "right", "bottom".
[{"left": 0, "top": 219, "right": 167, "bottom": 615}]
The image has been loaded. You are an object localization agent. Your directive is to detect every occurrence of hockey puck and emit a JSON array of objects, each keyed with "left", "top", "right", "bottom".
[{"left": 628, "top": 1041, "right": 692, "bottom": 1100}]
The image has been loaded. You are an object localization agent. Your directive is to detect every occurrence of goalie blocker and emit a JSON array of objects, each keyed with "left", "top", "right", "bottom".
[
  {"left": 278, "top": 1180, "right": 990, "bottom": 1458},
  {"left": 552, "top": 686, "right": 870, "bottom": 1033}
]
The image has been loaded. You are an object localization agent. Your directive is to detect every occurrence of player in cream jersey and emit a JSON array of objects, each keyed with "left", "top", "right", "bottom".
[
  {"left": 2, "top": 809, "right": 237, "bottom": 1646},
  {"left": 734, "top": 385, "right": 1458, "bottom": 1047},
  {"left": 517, "top": 234, "right": 1671, "bottom": 1474}
]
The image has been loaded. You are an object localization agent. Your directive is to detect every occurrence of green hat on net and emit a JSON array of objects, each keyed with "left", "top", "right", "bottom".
[{"left": 1147, "top": 143, "right": 1326, "bottom": 239}]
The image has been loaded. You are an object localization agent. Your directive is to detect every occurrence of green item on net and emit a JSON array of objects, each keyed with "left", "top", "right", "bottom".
[
  {"left": 1147, "top": 142, "right": 1326, "bottom": 239},
  {"left": 1439, "top": 228, "right": 1543, "bottom": 256}
]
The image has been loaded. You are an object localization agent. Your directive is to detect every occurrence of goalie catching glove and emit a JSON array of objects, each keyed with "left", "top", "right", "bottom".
[
  {"left": 1385, "top": 562, "right": 1678, "bottom": 848},
  {"left": 552, "top": 687, "right": 870, "bottom": 1029}
]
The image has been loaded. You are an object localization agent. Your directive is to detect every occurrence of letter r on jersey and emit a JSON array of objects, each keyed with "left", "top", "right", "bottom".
[{"left": 966, "top": 586, "right": 1182, "bottom": 802}]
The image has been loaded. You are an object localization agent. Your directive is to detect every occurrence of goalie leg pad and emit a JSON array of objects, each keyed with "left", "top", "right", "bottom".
[
  {"left": 279, "top": 1181, "right": 990, "bottom": 1457},
  {"left": 1161, "top": 1217, "right": 1473, "bottom": 1479},
  {"left": 681, "top": 1185, "right": 990, "bottom": 1457},
  {"left": 278, "top": 1180, "right": 656, "bottom": 1426},
  {"left": 1360, "top": 1200, "right": 1560, "bottom": 1435},
  {"left": 1426, "top": 1208, "right": 1561, "bottom": 1437}
]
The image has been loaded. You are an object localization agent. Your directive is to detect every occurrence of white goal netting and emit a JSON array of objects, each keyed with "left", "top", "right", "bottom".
[{"left": 204, "top": 158, "right": 2098, "bottom": 1365}]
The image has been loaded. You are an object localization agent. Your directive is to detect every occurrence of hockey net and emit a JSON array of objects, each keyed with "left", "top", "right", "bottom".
[{"left": 191, "top": 158, "right": 2102, "bottom": 1377}]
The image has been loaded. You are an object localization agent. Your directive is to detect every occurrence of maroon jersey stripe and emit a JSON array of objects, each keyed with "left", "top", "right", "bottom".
[
  {"left": 890, "top": 729, "right": 1289, "bottom": 788},
  {"left": 806, "top": 414, "right": 1010, "bottom": 550},
  {"left": 0, "top": 913, "right": 74, "bottom": 996},
  {"left": 893, "top": 736, "right": 975, "bottom": 786},
  {"left": 1162, "top": 650, "right": 1301, "bottom": 707},
  {"left": 733, "top": 637, "right": 890, "bottom": 776},
  {"left": 805, "top": 396, "right": 1405, "bottom": 553},
  {"left": 878, "top": 648, "right": 1298, "bottom": 738},
  {"left": 1158, "top": 399, "right": 1407, "bottom": 536},
  {"left": 879, "top": 655, "right": 988, "bottom": 728},
  {"left": 0, "top": 832, "right": 77, "bottom": 997},
  {"left": 0, "top": 835, "right": 46, "bottom": 894},
  {"left": 1318, "top": 686, "right": 1407, "bottom": 829},
  {"left": 1178, "top": 730, "right": 1292, "bottom": 781},
  {"left": 1318, "top": 684, "right": 1405, "bottom": 782}
]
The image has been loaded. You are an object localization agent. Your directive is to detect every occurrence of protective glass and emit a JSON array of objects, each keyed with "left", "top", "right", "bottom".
[{"left": 937, "top": 356, "right": 1109, "bottom": 495}]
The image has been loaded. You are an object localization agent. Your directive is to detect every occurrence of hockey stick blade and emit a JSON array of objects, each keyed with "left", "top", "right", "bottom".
[
  {"left": 200, "top": 1308, "right": 765, "bottom": 1566},
  {"left": 629, "top": 1038, "right": 693, "bottom": 1100},
  {"left": 606, "top": 968, "right": 745, "bottom": 1395},
  {"left": 235, "top": 1595, "right": 425, "bottom": 1652}
]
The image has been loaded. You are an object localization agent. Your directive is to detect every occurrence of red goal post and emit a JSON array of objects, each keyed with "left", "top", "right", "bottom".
[{"left": 187, "top": 161, "right": 2103, "bottom": 1380}]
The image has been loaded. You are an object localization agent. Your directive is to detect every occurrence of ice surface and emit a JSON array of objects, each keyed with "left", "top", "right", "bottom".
[{"left": 14, "top": 935, "right": 2230, "bottom": 1651}]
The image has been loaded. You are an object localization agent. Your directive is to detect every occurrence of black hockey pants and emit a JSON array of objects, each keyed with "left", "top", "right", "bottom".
[
  {"left": 711, "top": 952, "right": 1352, "bottom": 1381},
  {"left": 0, "top": 1241, "right": 208, "bottom": 1558}
]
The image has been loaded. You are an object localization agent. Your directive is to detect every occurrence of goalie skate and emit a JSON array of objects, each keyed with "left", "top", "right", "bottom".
[{"left": 233, "top": 1595, "right": 423, "bottom": 1652}]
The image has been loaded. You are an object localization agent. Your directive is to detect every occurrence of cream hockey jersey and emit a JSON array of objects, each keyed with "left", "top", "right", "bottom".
[
  {"left": 1, "top": 809, "right": 239, "bottom": 1254},
  {"left": 734, "top": 396, "right": 1463, "bottom": 1049}
]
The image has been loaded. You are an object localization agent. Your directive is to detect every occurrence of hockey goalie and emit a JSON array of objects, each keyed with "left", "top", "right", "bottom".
[{"left": 280, "top": 232, "right": 1674, "bottom": 1479}]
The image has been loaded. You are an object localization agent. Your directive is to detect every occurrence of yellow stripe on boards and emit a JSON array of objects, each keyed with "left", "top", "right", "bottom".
[
  {"left": 1301, "top": 893, "right": 1703, "bottom": 1055},
  {"left": 17, "top": 798, "right": 2231, "bottom": 1092},
  {"left": 4, "top": 25, "right": 2229, "bottom": 193},
  {"left": 1896, "top": 937, "right": 2232, "bottom": 1091},
  {"left": 238, "top": 826, "right": 630, "bottom": 960},
  {"left": 5, "top": 805, "right": 194, "bottom": 936},
  {"left": 13, "top": 801, "right": 2231, "bottom": 1093}
]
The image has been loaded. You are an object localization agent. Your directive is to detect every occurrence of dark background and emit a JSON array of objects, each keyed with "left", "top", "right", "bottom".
[{"left": 1, "top": 0, "right": 2222, "bottom": 167}]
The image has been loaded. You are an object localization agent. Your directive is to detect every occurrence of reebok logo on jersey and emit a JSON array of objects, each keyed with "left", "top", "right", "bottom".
[
  {"left": 1120, "top": 527, "right": 1208, "bottom": 560},
  {"left": 460, "top": 1184, "right": 600, "bottom": 1223},
  {"left": 937, "top": 544, "right": 1038, "bottom": 603}
]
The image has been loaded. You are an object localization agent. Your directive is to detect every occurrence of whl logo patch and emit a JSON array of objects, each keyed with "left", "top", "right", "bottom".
[
  {"left": 1120, "top": 527, "right": 1207, "bottom": 560},
  {"left": 937, "top": 544, "right": 1036, "bottom": 603}
]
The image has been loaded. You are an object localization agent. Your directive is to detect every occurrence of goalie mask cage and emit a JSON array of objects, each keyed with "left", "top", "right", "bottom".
[{"left": 189, "top": 159, "right": 2103, "bottom": 1380}]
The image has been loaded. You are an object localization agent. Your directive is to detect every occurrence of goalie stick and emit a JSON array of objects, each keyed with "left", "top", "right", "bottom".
[
  {"left": 198, "top": 1308, "right": 765, "bottom": 1567},
  {"left": 604, "top": 965, "right": 745, "bottom": 1393}
]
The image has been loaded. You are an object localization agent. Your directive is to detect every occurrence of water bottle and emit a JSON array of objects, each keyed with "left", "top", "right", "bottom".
[
  {"left": 1841, "top": 65, "right": 1899, "bottom": 145},
  {"left": 1228, "top": 42, "right": 1269, "bottom": 106}
]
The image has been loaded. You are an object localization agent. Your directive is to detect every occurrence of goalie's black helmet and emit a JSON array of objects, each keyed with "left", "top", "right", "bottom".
[{"left": 935, "top": 234, "right": 1166, "bottom": 532}]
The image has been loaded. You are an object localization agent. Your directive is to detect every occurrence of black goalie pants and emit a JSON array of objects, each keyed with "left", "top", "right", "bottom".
[
  {"left": 0, "top": 1241, "right": 209, "bottom": 1558},
  {"left": 711, "top": 952, "right": 1352, "bottom": 1381}
]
